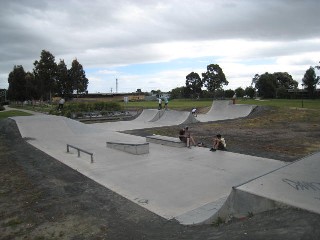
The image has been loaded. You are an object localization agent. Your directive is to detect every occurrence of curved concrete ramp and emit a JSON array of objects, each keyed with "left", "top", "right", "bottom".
[
  {"left": 148, "top": 109, "right": 166, "bottom": 122},
  {"left": 153, "top": 110, "right": 199, "bottom": 125},
  {"left": 94, "top": 109, "right": 198, "bottom": 131},
  {"left": 94, "top": 100, "right": 254, "bottom": 131},
  {"left": 132, "top": 109, "right": 164, "bottom": 123},
  {"left": 197, "top": 100, "right": 256, "bottom": 122},
  {"left": 209, "top": 152, "right": 320, "bottom": 223}
]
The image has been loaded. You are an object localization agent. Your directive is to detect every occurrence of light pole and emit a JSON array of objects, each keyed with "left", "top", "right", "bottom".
[{"left": 301, "top": 83, "right": 304, "bottom": 108}]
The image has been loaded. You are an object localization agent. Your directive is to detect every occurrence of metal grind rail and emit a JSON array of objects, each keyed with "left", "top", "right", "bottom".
[{"left": 67, "top": 144, "right": 94, "bottom": 163}]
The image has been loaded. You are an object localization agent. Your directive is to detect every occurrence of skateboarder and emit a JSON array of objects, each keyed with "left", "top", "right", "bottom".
[
  {"left": 158, "top": 98, "right": 162, "bottom": 110},
  {"left": 164, "top": 97, "right": 169, "bottom": 110},
  {"left": 191, "top": 108, "right": 197, "bottom": 117}
]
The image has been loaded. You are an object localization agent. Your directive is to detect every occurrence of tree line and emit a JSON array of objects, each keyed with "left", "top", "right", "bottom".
[
  {"left": 170, "top": 62, "right": 320, "bottom": 99},
  {"left": 7, "top": 51, "right": 319, "bottom": 101},
  {"left": 7, "top": 50, "right": 88, "bottom": 101}
]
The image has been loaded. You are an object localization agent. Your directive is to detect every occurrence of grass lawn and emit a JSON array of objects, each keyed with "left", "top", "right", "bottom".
[
  {"left": 237, "top": 98, "right": 320, "bottom": 109},
  {"left": 123, "top": 99, "right": 213, "bottom": 110},
  {"left": 8, "top": 98, "right": 320, "bottom": 114},
  {"left": 125, "top": 98, "right": 320, "bottom": 110},
  {"left": 0, "top": 110, "right": 33, "bottom": 120}
]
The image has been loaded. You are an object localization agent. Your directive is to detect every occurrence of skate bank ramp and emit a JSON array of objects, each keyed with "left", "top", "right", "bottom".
[
  {"left": 94, "top": 100, "right": 253, "bottom": 131},
  {"left": 197, "top": 100, "right": 256, "bottom": 122},
  {"left": 210, "top": 152, "right": 320, "bottom": 222},
  {"left": 132, "top": 109, "right": 164, "bottom": 123},
  {"left": 94, "top": 109, "right": 198, "bottom": 131}
]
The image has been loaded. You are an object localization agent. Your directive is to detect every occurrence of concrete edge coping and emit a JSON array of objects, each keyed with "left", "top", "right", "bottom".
[
  {"left": 146, "top": 134, "right": 182, "bottom": 142},
  {"left": 146, "top": 135, "right": 186, "bottom": 148},
  {"left": 106, "top": 141, "right": 149, "bottom": 155}
]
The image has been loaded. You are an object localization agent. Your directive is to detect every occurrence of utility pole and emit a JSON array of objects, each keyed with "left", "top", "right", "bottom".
[{"left": 116, "top": 78, "right": 118, "bottom": 93}]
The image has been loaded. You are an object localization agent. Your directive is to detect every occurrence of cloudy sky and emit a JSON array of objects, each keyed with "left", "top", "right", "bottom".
[{"left": 1, "top": 0, "right": 319, "bottom": 93}]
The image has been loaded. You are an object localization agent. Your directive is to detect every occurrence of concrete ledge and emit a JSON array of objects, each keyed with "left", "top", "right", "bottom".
[
  {"left": 106, "top": 141, "right": 149, "bottom": 155},
  {"left": 146, "top": 135, "right": 186, "bottom": 148}
]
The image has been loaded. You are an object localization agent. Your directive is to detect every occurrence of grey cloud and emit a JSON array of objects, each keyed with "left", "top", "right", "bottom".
[{"left": 0, "top": 0, "right": 319, "bottom": 88}]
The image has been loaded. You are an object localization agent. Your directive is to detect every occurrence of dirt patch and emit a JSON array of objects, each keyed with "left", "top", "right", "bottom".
[
  {"left": 124, "top": 106, "right": 320, "bottom": 162},
  {"left": 1, "top": 107, "right": 320, "bottom": 239}
]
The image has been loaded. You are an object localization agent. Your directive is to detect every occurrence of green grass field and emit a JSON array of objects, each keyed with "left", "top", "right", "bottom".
[
  {"left": 124, "top": 98, "right": 320, "bottom": 110},
  {"left": 237, "top": 99, "right": 320, "bottom": 109},
  {"left": 123, "top": 99, "right": 213, "bottom": 110},
  {"left": 0, "top": 110, "right": 33, "bottom": 120},
  {"left": 7, "top": 98, "right": 320, "bottom": 115}
]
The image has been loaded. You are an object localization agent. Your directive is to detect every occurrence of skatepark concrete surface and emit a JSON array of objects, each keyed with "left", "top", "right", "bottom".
[
  {"left": 9, "top": 101, "right": 320, "bottom": 224},
  {"left": 9, "top": 115, "right": 285, "bottom": 224}
]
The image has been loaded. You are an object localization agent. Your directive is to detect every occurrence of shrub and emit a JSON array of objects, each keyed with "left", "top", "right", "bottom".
[
  {"left": 105, "top": 102, "right": 122, "bottom": 111},
  {"left": 93, "top": 102, "right": 105, "bottom": 111},
  {"left": 50, "top": 101, "right": 123, "bottom": 118}
]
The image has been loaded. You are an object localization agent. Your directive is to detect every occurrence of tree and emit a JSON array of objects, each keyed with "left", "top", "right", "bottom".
[
  {"left": 225, "top": 89, "right": 235, "bottom": 98},
  {"left": 33, "top": 50, "right": 57, "bottom": 101},
  {"left": 56, "top": 59, "right": 72, "bottom": 98},
  {"left": 202, "top": 64, "right": 228, "bottom": 92},
  {"left": 7, "top": 65, "right": 27, "bottom": 101},
  {"left": 251, "top": 74, "right": 260, "bottom": 87},
  {"left": 235, "top": 87, "right": 245, "bottom": 98},
  {"left": 169, "top": 86, "right": 188, "bottom": 99},
  {"left": 185, "top": 72, "right": 203, "bottom": 98},
  {"left": 253, "top": 72, "right": 299, "bottom": 99},
  {"left": 254, "top": 72, "right": 277, "bottom": 98},
  {"left": 302, "top": 67, "right": 319, "bottom": 98},
  {"left": 273, "top": 72, "right": 298, "bottom": 98},
  {"left": 69, "top": 59, "right": 88, "bottom": 96},
  {"left": 244, "top": 86, "right": 255, "bottom": 98},
  {"left": 273, "top": 72, "right": 298, "bottom": 90},
  {"left": 25, "top": 72, "right": 39, "bottom": 100}
]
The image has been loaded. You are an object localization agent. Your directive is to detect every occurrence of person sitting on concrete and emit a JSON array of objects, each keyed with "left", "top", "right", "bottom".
[
  {"left": 179, "top": 127, "right": 196, "bottom": 148},
  {"left": 179, "top": 128, "right": 187, "bottom": 142},
  {"left": 185, "top": 127, "right": 196, "bottom": 147},
  {"left": 210, "top": 134, "right": 227, "bottom": 151},
  {"left": 179, "top": 128, "right": 190, "bottom": 148}
]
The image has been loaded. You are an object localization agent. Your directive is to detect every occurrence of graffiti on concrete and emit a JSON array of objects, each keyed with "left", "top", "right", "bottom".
[{"left": 282, "top": 178, "right": 320, "bottom": 192}]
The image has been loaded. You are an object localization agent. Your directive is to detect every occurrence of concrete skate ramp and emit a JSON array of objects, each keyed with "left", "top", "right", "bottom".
[
  {"left": 153, "top": 110, "right": 199, "bottom": 125},
  {"left": 197, "top": 100, "right": 256, "bottom": 122},
  {"left": 211, "top": 152, "right": 320, "bottom": 222},
  {"left": 11, "top": 115, "right": 285, "bottom": 225},
  {"left": 93, "top": 109, "right": 198, "bottom": 131},
  {"left": 132, "top": 109, "right": 164, "bottom": 123}
]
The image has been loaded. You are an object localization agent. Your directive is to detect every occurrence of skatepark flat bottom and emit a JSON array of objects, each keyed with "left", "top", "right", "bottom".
[{"left": 12, "top": 115, "right": 287, "bottom": 224}]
